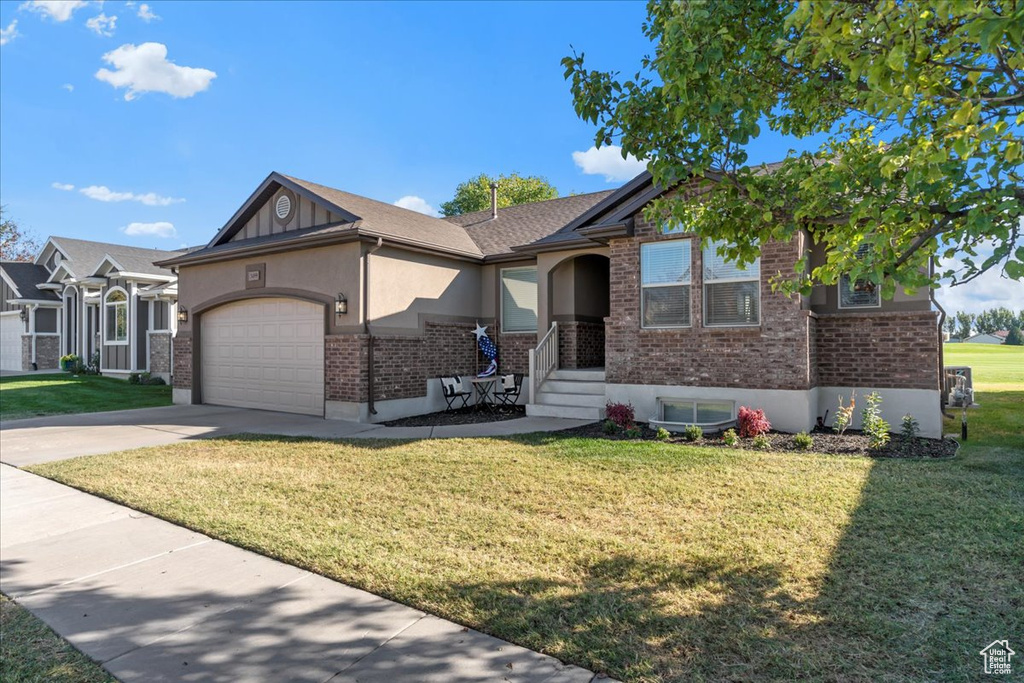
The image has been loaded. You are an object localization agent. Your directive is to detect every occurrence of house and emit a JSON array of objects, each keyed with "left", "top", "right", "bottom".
[
  {"left": 0, "top": 237, "right": 183, "bottom": 378},
  {"left": 963, "top": 331, "right": 1007, "bottom": 344},
  {"left": 160, "top": 170, "right": 944, "bottom": 437}
]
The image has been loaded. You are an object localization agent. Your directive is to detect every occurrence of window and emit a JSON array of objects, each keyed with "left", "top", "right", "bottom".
[
  {"left": 104, "top": 289, "right": 128, "bottom": 343},
  {"left": 501, "top": 267, "right": 538, "bottom": 332},
  {"left": 838, "top": 246, "right": 881, "bottom": 308},
  {"left": 703, "top": 240, "right": 760, "bottom": 326},
  {"left": 641, "top": 239, "right": 691, "bottom": 327},
  {"left": 660, "top": 399, "right": 735, "bottom": 426}
]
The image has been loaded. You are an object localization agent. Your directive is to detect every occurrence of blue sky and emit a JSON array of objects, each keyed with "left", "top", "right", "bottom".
[{"left": 1, "top": 0, "right": 1020, "bottom": 315}]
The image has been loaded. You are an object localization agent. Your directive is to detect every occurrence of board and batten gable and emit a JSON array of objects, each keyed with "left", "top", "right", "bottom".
[
  {"left": 229, "top": 188, "right": 348, "bottom": 242},
  {"left": 0, "top": 276, "right": 19, "bottom": 313}
]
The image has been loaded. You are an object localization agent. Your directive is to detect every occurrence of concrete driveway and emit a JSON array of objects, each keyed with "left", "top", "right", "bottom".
[{"left": 0, "top": 404, "right": 591, "bottom": 467}]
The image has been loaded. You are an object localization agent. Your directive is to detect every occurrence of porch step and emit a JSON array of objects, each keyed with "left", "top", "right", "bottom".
[
  {"left": 549, "top": 368, "right": 605, "bottom": 382},
  {"left": 526, "top": 403, "right": 605, "bottom": 420},
  {"left": 536, "top": 391, "right": 606, "bottom": 408},
  {"left": 540, "top": 379, "right": 606, "bottom": 395}
]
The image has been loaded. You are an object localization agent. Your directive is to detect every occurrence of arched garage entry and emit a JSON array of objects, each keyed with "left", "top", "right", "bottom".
[{"left": 200, "top": 297, "right": 325, "bottom": 416}]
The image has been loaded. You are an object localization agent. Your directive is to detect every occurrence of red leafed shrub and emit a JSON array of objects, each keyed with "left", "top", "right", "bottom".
[
  {"left": 738, "top": 406, "right": 771, "bottom": 438},
  {"left": 605, "top": 401, "right": 635, "bottom": 429}
]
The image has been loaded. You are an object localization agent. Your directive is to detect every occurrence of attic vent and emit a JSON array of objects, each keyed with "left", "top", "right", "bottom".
[{"left": 275, "top": 195, "right": 292, "bottom": 221}]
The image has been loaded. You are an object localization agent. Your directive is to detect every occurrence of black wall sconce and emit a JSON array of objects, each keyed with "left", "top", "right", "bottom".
[
  {"left": 335, "top": 293, "right": 348, "bottom": 317},
  {"left": 177, "top": 307, "right": 188, "bottom": 323},
  {"left": 19, "top": 308, "right": 27, "bottom": 322}
]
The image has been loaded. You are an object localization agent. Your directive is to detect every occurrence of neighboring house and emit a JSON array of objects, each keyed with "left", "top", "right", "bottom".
[
  {"left": 0, "top": 237, "right": 183, "bottom": 379},
  {"left": 963, "top": 331, "right": 1007, "bottom": 344},
  {"left": 161, "top": 170, "right": 944, "bottom": 437}
]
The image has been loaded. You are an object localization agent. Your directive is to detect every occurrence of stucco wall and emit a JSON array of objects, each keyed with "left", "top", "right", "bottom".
[{"left": 369, "top": 246, "right": 481, "bottom": 331}]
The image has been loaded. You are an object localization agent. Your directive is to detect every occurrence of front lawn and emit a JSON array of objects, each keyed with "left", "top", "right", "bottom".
[
  {"left": 0, "top": 374, "right": 172, "bottom": 421},
  {"left": 31, "top": 347, "right": 1023, "bottom": 682},
  {"left": 0, "top": 594, "right": 115, "bottom": 683}
]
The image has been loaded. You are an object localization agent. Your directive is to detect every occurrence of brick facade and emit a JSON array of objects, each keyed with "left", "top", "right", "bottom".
[
  {"left": 815, "top": 311, "right": 940, "bottom": 390},
  {"left": 21, "top": 336, "right": 31, "bottom": 370},
  {"left": 558, "top": 320, "right": 605, "bottom": 369},
  {"left": 32, "top": 335, "right": 60, "bottom": 370},
  {"left": 172, "top": 333, "right": 192, "bottom": 389},
  {"left": 149, "top": 331, "right": 172, "bottom": 375},
  {"left": 605, "top": 215, "right": 814, "bottom": 391},
  {"left": 325, "top": 333, "right": 368, "bottom": 402},
  {"left": 496, "top": 330, "right": 531, "bottom": 376}
]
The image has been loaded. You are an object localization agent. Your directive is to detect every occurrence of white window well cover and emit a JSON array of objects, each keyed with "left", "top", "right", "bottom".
[
  {"left": 275, "top": 194, "right": 292, "bottom": 220},
  {"left": 656, "top": 399, "right": 735, "bottom": 429}
]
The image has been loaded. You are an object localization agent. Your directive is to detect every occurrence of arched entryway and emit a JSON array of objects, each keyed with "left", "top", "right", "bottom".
[{"left": 547, "top": 253, "right": 610, "bottom": 369}]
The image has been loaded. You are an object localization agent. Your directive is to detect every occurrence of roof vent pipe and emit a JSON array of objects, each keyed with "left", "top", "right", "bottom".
[{"left": 490, "top": 182, "right": 498, "bottom": 220}]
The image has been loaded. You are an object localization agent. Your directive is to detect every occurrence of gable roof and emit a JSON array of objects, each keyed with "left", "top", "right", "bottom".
[
  {"left": 43, "top": 237, "right": 183, "bottom": 280},
  {"left": 443, "top": 190, "right": 616, "bottom": 259},
  {"left": 0, "top": 262, "right": 60, "bottom": 301}
]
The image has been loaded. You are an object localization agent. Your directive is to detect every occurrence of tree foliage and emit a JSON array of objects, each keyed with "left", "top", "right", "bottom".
[
  {"left": 564, "top": 0, "right": 1024, "bottom": 297},
  {"left": 954, "top": 310, "right": 976, "bottom": 340},
  {"left": 1007, "top": 326, "right": 1023, "bottom": 345},
  {"left": 440, "top": 173, "right": 558, "bottom": 217},
  {"left": 974, "top": 305, "right": 1022, "bottom": 333},
  {"left": 0, "top": 207, "right": 39, "bottom": 262}
]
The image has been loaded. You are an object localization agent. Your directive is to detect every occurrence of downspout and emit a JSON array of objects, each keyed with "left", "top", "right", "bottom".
[{"left": 364, "top": 237, "right": 384, "bottom": 416}]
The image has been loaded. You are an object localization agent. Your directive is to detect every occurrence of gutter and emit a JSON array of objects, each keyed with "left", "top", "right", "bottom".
[{"left": 364, "top": 237, "right": 384, "bottom": 416}]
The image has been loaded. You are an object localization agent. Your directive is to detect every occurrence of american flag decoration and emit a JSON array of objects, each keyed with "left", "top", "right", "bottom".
[{"left": 473, "top": 322, "right": 498, "bottom": 377}]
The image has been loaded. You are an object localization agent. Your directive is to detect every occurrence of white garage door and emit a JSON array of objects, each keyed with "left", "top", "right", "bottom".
[
  {"left": 0, "top": 312, "right": 23, "bottom": 371},
  {"left": 201, "top": 298, "right": 324, "bottom": 416}
]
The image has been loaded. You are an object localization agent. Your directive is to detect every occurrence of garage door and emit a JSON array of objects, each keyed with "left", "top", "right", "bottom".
[
  {"left": 0, "top": 312, "right": 23, "bottom": 371},
  {"left": 201, "top": 298, "right": 324, "bottom": 416}
]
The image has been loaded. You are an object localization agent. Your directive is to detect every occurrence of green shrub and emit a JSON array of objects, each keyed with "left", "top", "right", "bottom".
[
  {"left": 752, "top": 433, "right": 771, "bottom": 450},
  {"left": 623, "top": 426, "right": 643, "bottom": 439},
  {"left": 722, "top": 428, "right": 739, "bottom": 447},
  {"left": 602, "top": 419, "right": 619, "bottom": 435},
  {"left": 128, "top": 372, "right": 165, "bottom": 386},
  {"left": 793, "top": 431, "right": 814, "bottom": 450},
  {"left": 861, "top": 392, "right": 891, "bottom": 449},
  {"left": 656, "top": 427, "right": 671, "bottom": 441},
  {"left": 900, "top": 413, "right": 920, "bottom": 441},
  {"left": 682, "top": 424, "right": 703, "bottom": 442}
]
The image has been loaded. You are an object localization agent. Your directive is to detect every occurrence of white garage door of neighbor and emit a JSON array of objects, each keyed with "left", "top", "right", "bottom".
[
  {"left": 201, "top": 298, "right": 325, "bottom": 416},
  {"left": 0, "top": 312, "right": 23, "bottom": 372}
]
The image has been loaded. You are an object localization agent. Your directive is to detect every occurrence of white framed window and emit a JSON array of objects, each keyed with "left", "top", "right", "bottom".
[
  {"left": 660, "top": 220, "right": 687, "bottom": 235},
  {"left": 703, "top": 239, "right": 760, "bottom": 326},
  {"left": 641, "top": 238, "right": 691, "bottom": 328},
  {"left": 660, "top": 399, "right": 735, "bottom": 426},
  {"left": 500, "top": 266, "right": 538, "bottom": 333},
  {"left": 838, "top": 246, "right": 881, "bottom": 309},
  {"left": 104, "top": 288, "right": 128, "bottom": 344}
]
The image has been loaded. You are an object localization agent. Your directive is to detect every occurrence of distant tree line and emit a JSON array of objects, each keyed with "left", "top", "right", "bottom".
[{"left": 943, "top": 307, "right": 1024, "bottom": 345}]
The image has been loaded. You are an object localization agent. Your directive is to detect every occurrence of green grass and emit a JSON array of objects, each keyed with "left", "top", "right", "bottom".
[
  {"left": 25, "top": 346, "right": 1023, "bottom": 681},
  {"left": 0, "top": 594, "right": 115, "bottom": 683},
  {"left": 943, "top": 343, "right": 1024, "bottom": 390},
  {"left": 0, "top": 373, "right": 171, "bottom": 421}
]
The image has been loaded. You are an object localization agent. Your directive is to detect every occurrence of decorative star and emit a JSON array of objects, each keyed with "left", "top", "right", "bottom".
[{"left": 473, "top": 322, "right": 488, "bottom": 340}]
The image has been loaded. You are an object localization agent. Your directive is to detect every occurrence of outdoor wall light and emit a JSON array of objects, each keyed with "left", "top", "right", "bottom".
[
  {"left": 335, "top": 293, "right": 348, "bottom": 316},
  {"left": 177, "top": 308, "right": 189, "bottom": 323},
  {"left": 19, "top": 308, "right": 27, "bottom": 322}
]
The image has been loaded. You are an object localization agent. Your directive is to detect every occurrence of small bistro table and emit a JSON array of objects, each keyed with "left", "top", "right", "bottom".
[{"left": 469, "top": 376, "right": 499, "bottom": 411}]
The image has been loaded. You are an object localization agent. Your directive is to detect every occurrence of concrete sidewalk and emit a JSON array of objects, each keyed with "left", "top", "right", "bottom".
[
  {"left": 0, "top": 404, "right": 593, "bottom": 467},
  {"left": 0, "top": 464, "right": 604, "bottom": 682}
]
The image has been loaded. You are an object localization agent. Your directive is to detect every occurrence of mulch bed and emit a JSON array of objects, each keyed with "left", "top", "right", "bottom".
[
  {"left": 555, "top": 422, "right": 958, "bottom": 459},
  {"left": 382, "top": 405, "right": 526, "bottom": 427}
]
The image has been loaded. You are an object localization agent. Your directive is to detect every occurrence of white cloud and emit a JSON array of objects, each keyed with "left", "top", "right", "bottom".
[
  {"left": 79, "top": 185, "right": 184, "bottom": 206},
  {"left": 124, "top": 1, "right": 135, "bottom": 6},
  {"left": 121, "top": 221, "right": 176, "bottom": 238},
  {"left": 935, "top": 235, "right": 1024, "bottom": 316},
  {"left": 85, "top": 12, "right": 116, "bottom": 36},
  {"left": 394, "top": 195, "right": 439, "bottom": 217},
  {"left": 0, "top": 19, "right": 19, "bottom": 45},
  {"left": 572, "top": 145, "right": 648, "bottom": 182},
  {"left": 61, "top": 83, "right": 74, "bottom": 92},
  {"left": 19, "top": 1, "right": 89, "bottom": 22},
  {"left": 51, "top": 181, "right": 75, "bottom": 190},
  {"left": 136, "top": 3, "right": 157, "bottom": 21},
  {"left": 95, "top": 42, "right": 216, "bottom": 101}
]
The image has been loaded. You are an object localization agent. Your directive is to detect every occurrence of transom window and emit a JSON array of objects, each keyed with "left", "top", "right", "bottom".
[
  {"left": 703, "top": 239, "right": 760, "bottom": 326},
  {"left": 104, "top": 289, "right": 128, "bottom": 343},
  {"left": 501, "top": 266, "right": 538, "bottom": 332},
  {"left": 641, "top": 238, "right": 691, "bottom": 328}
]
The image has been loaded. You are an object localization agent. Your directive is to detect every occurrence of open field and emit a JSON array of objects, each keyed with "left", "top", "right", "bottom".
[{"left": 25, "top": 345, "right": 1023, "bottom": 681}]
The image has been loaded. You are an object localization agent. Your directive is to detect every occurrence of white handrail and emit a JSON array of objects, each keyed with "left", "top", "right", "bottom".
[{"left": 528, "top": 321, "right": 558, "bottom": 404}]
